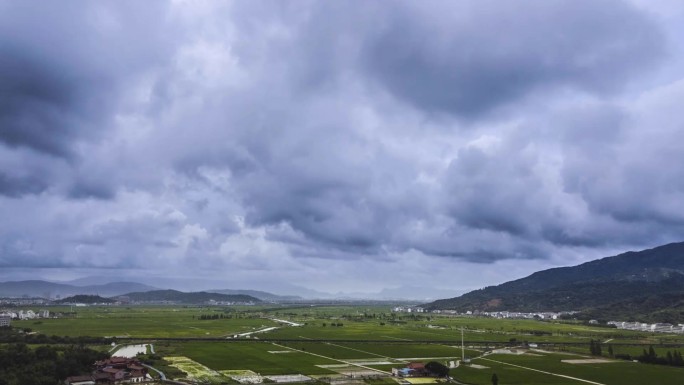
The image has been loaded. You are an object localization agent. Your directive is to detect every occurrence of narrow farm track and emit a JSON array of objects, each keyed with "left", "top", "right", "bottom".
[
  {"left": 479, "top": 357, "right": 606, "bottom": 385},
  {"left": 323, "top": 342, "right": 406, "bottom": 362}
]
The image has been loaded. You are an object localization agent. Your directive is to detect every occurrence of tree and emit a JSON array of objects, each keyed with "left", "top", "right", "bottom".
[
  {"left": 491, "top": 373, "right": 499, "bottom": 385},
  {"left": 639, "top": 346, "right": 658, "bottom": 364},
  {"left": 425, "top": 361, "right": 449, "bottom": 378},
  {"left": 0, "top": 343, "right": 108, "bottom": 385},
  {"left": 607, "top": 345, "right": 613, "bottom": 357}
]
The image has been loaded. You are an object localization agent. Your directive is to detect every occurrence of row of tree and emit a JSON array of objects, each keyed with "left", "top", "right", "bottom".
[
  {"left": 589, "top": 339, "right": 603, "bottom": 356},
  {"left": 638, "top": 346, "right": 684, "bottom": 367},
  {"left": 195, "top": 314, "right": 230, "bottom": 320},
  {"left": 590, "top": 340, "right": 684, "bottom": 367}
]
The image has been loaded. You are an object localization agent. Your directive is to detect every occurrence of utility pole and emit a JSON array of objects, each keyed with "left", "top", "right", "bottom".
[{"left": 461, "top": 327, "right": 465, "bottom": 362}]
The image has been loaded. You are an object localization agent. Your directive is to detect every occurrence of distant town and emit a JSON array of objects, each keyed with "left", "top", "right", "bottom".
[{"left": 392, "top": 306, "right": 684, "bottom": 334}]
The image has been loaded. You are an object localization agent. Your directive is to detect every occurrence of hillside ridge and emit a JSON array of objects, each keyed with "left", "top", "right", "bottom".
[
  {"left": 117, "top": 289, "right": 261, "bottom": 304},
  {"left": 425, "top": 241, "right": 684, "bottom": 322}
]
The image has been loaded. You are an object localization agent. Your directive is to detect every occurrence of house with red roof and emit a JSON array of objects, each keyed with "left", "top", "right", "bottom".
[{"left": 65, "top": 357, "right": 151, "bottom": 385}]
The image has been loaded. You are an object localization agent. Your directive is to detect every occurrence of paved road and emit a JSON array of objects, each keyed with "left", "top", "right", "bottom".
[{"left": 142, "top": 363, "right": 166, "bottom": 381}]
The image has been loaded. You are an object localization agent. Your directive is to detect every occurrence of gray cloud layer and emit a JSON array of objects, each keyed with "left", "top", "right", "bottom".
[{"left": 0, "top": 0, "right": 682, "bottom": 292}]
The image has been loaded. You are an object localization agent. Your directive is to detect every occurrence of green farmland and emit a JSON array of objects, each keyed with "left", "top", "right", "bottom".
[
  {"left": 161, "top": 341, "right": 341, "bottom": 375},
  {"left": 462, "top": 351, "right": 684, "bottom": 385},
  {"left": 15, "top": 306, "right": 279, "bottom": 338},
  {"left": 9, "top": 304, "right": 684, "bottom": 384}
]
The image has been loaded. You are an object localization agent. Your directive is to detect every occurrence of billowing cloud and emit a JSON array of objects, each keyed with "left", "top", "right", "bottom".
[
  {"left": 0, "top": 0, "right": 682, "bottom": 294},
  {"left": 0, "top": 2, "right": 175, "bottom": 156},
  {"left": 362, "top": 0, "right": 664, "bottom": 117}
]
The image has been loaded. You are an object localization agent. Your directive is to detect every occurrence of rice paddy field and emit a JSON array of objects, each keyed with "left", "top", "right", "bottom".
[
  {"left": 461, "top": 351, "right": 684, "bottom": 385},
  {"left": 14, "top": 306, "right": 279, "bottom": 337},
  {"left": 9, "top": 304, "right": 684, "bottom": 384}
]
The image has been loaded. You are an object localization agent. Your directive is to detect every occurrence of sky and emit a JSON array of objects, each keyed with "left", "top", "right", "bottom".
[{"left": 2, "top": 0, "right": 684, "bottom": 298}]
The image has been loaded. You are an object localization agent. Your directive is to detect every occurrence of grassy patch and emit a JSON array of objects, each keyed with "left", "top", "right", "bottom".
[{"left": 166, "top": 355, "right": 225, "bottom": 383}]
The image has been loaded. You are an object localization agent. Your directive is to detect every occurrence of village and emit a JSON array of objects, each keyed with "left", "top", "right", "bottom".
[
  {"left": 391, "top": 306, "right": 684, "bottom": 334},
  {"left": 393, "top": 306, "right": 574, "bottom": 320},
  {"left": 0, "top": 309, "right": 51, "bottom": 321},
  {"left": 65, "top": 357, "right": 152, "bottom": 385}
]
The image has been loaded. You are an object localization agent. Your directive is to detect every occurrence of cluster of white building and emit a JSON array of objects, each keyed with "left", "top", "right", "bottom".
[
  {"left": 608, "top": 321, "right": 684, "bottom": 334},
  {"left": 410, "top": 308, "right": 575, "bottom": 320},
  {"left": 392, "top": 307, "right": 684, "bottom": 335},
  {"left": 392, "top": 306, "right": 426, "bottom": 313},
  {"left": 205, "top": 299, "right": 257, "bottom": 306},
  {"left": 429, "top": 309, "right": 459, "bottom": 315},
  {"left": 0, "top": 309, "right": 50, "bottom": 320},
  {"left": 483, "top": 311, "right": 575, "bottom": 320}
]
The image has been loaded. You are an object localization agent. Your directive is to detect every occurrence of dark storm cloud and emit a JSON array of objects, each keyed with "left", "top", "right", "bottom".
[
  {"left": 1, "top": 0, "right": 683, "bottom": 290},
  {"left": 443, "top": 145, "right": 539, "bottom": 236},
  {"left": 560, "top": 93, "right": 684, "bottom": 228},
  {"left": 361, "top": 0, "right": 664, "bottom": 117},
  {"left": 67, "top": 178, "right": 116, "bottom": 200},
  {"left": 234, "top": 131, "right": 401, "bottom": 254},
  {"left": 541, "top": 83, "right": 684, "bottom": 243},
  {"left": 0, "top": 1, "right": 175, "bottom": 158},
  {"left": 0, "top": 47, "right": 78, "bottom": 157},
  {"left": 0, "top": 171, "right": 47, "bottom": 197},
  {"left": 157, "top": 0, "right": 670, "bottom": 265}
]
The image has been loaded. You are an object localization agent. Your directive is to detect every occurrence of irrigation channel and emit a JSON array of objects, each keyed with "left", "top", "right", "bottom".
[{"left": 111, "top": 337, "right": 684, "bottom": 348}]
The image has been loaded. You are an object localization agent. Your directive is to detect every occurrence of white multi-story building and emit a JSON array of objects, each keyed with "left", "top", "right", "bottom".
[
  {"left": 609, "top": 321, "right": 684, "bottom": 334},
  {"left": 652, "top": 323, "right": 673, "bottom": 333},
  {"left": 0, "top": 314, "right": 11, "bottom": 327},
  {"left": 17, "top": 310, "right": 37, "bottom": 320}
]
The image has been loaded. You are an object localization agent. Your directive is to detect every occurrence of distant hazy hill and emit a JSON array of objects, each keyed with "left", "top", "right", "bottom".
[
  {"left": 55, "top": 295, "right": 115, "bottom": 304},
  {"left": 426, "top": 242, "right": 684, "bottom": 322},
  {"left": 208, "top": 289, "right": 302, "bottom": 302},
  {"left": 118, "top": 289, "right": 261, "bottom": 304},
  {"left": 0, "top": 280, "right": 159, "bottom": 298}
]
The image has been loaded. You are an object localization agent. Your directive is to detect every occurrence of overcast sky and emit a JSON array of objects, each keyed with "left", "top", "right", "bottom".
[{"left": 1, "top": 0, "right": 684, "bottom": 297}]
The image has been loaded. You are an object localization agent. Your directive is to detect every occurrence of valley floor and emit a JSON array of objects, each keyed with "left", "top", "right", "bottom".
[{"left": 8, "top": 304, "right": 684, "bottom": 385}]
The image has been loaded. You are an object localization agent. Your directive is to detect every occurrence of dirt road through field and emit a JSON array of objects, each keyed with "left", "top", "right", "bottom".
[{"left": 480, "top": 357, "right": 606, "bottom": 385}]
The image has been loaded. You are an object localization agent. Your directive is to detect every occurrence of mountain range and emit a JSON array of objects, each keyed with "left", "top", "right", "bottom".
[
  {"left": 0, "top": 281, "right": 289, "bottom": 302},
  {"left": 115, "top": 289, "right": 260, "bottom": 304},
  {"left": 8, "top": 241, "right": 684, "bottom": 316},
  {"left": 425, "top": 242, "right": 684, "bottom": 323},
  {"left": 208, "top": 289, "right": 302, "bottom": 302},
  {"left": 54, "top": 295, "right": 116, "bottom": 304},
  {"left": 0, "top": 280, "right": 159, "bottom": 298},
  {"left": 0, "top": 278, "right": 454, "bottom": 302}
]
